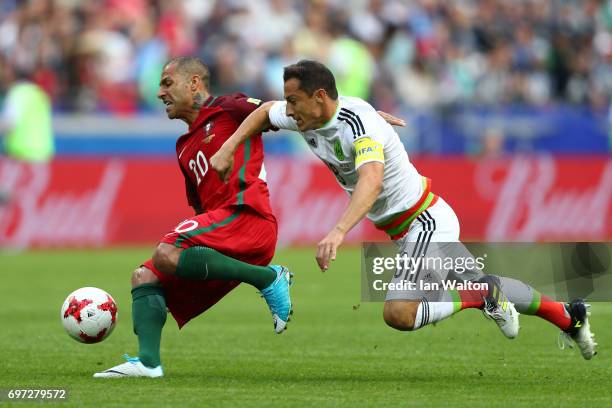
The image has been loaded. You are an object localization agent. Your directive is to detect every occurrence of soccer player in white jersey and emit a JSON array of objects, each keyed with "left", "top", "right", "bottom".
[{"left": 211, "top": 60, "right": 597, "bottom": 359}]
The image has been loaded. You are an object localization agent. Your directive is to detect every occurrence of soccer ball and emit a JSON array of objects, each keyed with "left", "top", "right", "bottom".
[{"left": 60, "top": 287, "right": 118, "bottom": 343}]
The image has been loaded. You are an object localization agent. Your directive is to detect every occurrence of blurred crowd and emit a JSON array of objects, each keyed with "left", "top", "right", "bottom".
[{"left": 0, "top": 0, "right": 610, "bottom": 115}]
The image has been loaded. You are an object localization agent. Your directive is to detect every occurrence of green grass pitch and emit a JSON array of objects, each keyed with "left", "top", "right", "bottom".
[{"left": 1, "top": 247, "right": 610, "bottom": 407}]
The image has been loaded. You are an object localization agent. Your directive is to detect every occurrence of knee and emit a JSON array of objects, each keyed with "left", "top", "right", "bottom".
[
  {"left": 152, "top": 243, "right": 181, "bottom": 276},
  {"left": 383, "top": 301, "right": 418, "bottom": 331},
  {"left": 131, "top": 266, "right": 159, "bottom": 288}
]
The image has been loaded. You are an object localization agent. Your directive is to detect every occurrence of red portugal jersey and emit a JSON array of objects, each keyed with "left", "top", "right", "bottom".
[{"left": 176, "top": 93, "right": 274, "bottom": 221}]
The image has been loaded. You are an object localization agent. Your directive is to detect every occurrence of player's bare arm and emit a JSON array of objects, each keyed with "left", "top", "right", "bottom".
[
  {"left": 317, "top": 161, "right": 384, "bottom": 271},
  {"left": 212, "top": 102, "right": 403, "bottom": 183},
  {"left": 210, "top": 101, "right": 275, "bottom": 182},
  {"left": 376, "top": 111, "right": 406, "bottom": 127}
]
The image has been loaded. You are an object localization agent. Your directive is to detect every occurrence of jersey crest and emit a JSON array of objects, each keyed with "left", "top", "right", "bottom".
[
  {"left": 333, "top": 139, "right": 345, "bottom": 160},
  {"left": 203, "top": 121, "right": 215, "bottom": 143}
]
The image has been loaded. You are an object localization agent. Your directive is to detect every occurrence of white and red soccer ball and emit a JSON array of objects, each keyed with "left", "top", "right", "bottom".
[{"left": 60, "top": 287, "right": 118, "bottom": 343}]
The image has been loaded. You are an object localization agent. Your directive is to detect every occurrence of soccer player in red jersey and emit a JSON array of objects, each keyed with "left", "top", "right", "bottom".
[{"left": 94, "top": 57, "right": 293, "bottom": 378}]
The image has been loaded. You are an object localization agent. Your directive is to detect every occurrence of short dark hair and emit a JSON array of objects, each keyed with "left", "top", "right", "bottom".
[
  {"left": 164, "top": 56, "right": 210, "bottom": 90},
  {"left": 283, "top": 60, "right": 338, "bottom": 100}
]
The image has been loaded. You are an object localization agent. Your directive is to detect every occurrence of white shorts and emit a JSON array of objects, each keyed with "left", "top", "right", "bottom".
[
  {"left": 385, "top": 197, "right": 482, "bottom": 301},
  {"left": 398, "top": 197, "right": 460, "bottom": 245}
]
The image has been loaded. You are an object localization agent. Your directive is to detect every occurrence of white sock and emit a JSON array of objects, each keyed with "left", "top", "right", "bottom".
[{"left": 413, "top": 299, "right": 455, "bottom": 330}]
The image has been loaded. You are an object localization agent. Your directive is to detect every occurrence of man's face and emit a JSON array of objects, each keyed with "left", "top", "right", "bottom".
[
  {"left": 157, "top": 63, "right": 193, "bottom": 120},
  {"left": 283, "top": 78, "right": 324, "bottom": 131}
]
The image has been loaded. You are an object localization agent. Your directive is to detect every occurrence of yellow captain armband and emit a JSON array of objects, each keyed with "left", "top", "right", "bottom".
[{"left": 354, "top": 137, "right": 384, "bottom": 167}]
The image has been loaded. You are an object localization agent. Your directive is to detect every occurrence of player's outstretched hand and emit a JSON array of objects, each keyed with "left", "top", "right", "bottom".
[
  {"left": 377, "top": 110, "right": 406, "bottom": 127},
  {"left": 316, "top": 227, "right": 345, "bottom": 272},
  {"left": 210, "top": 147, "right": 234, "bottom": 183}
]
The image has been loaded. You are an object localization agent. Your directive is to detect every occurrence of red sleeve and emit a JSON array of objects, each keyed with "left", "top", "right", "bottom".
[{"left": 222, "top": 94, "right": 262, "bottom": 124}]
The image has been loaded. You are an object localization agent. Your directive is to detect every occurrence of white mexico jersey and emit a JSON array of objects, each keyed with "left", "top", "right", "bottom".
[{"left": 269, "top": 96, "right": 424, "bottom": 223}]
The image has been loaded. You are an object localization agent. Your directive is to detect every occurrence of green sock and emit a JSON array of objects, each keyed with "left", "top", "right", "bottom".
[
  {"left": 175, "top": 246, "right": 276, "bottom": 290},
  {"left": 132, "top": 284, "right": 167, "bottom": 368}
]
